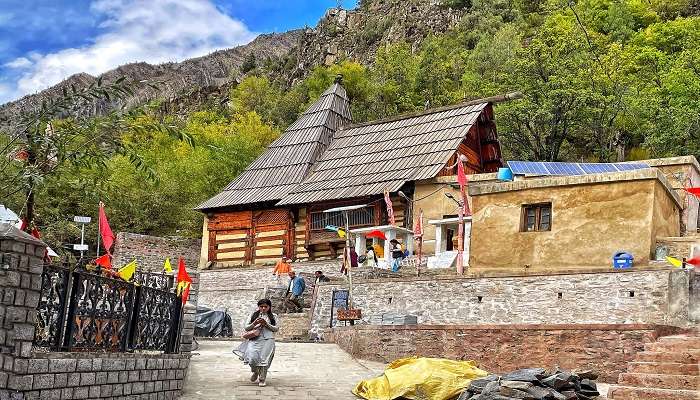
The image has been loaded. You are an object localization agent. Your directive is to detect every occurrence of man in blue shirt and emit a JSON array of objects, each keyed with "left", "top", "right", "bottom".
[{"left": 286, "top": 271, "right": 306, "bottom": 312}]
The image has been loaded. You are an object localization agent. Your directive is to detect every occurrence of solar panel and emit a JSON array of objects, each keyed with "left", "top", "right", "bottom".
[
  {"left": 544, "top": 162, "right": 585, "bottom": 176},
  {"left": 507, "top": 161, "right": 650, "bottom": 177},
  {"left": 613, "top": 162, "right": 651, "bottom": 171},
  {"left": 507, "top": 161, "right": 549, "bottom": 175}
]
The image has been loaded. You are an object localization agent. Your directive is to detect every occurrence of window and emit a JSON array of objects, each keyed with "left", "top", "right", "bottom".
[
  {"left": 309, "top": 206, "right": 375, "bottom": 231},
  {"left": 521, "top": 203, "right": 552, "bottom": 232}
]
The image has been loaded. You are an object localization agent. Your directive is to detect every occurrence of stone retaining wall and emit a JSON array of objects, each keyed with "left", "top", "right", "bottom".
[
  {"left": 112, "top": 232, "right": 200, "bottom": 274},
  {"left": 311, "top": 269, "right": 692, "bottom": 336},
  {"left": 328, "top": 324, "right": 687, "bottom": 383},
  {"left": 198, "top": 261, "right": 342, "bottom": 335},
  {"left": 8, "top": 352, "right": 189, "bottom": 399}
]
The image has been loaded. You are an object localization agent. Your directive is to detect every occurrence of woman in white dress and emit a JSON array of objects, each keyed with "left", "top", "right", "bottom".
[{"left": 239, "top": 299, "right": 279, "bottom": 386}]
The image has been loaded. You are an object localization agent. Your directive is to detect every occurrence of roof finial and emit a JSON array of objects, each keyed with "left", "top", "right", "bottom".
[{"left": 334, "top": 74, "right": 343, "bottom": 84}]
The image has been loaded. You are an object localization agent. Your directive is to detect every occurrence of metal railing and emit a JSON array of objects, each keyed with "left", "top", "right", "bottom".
[{"left": 33, "top": 261, "right": 182, "bottom": 353}]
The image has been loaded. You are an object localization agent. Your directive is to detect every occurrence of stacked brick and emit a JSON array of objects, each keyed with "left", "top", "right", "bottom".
[
  {"left": 1, "top": 223, "right": 45, "bottom": 400},
  {"left": 12, "top": 354, "right": 189, "bottom": 400}
]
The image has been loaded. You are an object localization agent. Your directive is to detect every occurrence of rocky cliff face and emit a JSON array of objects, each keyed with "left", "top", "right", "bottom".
[
  {"left": 0, "top": 0, "right": 468, "bottom": 120},
  {"left": 294, "top": 0, "right": 464, "bottom": 72},
  {"left": 0, "top": 31, "right": 302, "bottom": 121}
]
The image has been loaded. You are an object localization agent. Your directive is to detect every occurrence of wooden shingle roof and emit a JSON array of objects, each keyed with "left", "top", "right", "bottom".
[
  {"left": 197, "top": 82, "right": 352, "bottom": 210},
  {"left": 278, "top": 102, "right": 488, "bottom": 205}
]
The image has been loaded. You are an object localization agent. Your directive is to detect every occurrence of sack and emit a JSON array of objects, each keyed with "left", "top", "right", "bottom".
[{"left": 241, "top": 328, "right": 260, "bottom": 340}]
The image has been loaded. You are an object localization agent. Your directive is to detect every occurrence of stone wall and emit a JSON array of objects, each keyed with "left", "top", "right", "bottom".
[
  {"left": 328, "top": 324, "right": 686, "bottom": 383},
  {"left": 112, "top": 232, "right": 201, "bottom": 273},
  {"left": 310, "top": 269, "right": 691, "bottom": 336},
  {"left": 0, "top": 224, "right": 196, "bottom": 400},
  {"left": 198, "top": 261, "right": 342, "bottom": 336},
  {"left": 8, "top": 352, "right": 189, "bottom": 399}
]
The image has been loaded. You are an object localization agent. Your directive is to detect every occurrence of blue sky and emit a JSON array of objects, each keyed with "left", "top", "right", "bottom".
[{"left": 0, "top": 0, "right": 358, "bottom": 105}]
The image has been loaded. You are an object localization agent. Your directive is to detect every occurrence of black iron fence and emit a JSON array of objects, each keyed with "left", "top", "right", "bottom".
[{"left": 33, "top": 261, "right": 182, "bottom": 353}]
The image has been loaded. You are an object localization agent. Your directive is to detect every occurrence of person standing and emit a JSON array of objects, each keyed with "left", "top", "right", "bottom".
[
  {"left": 239, "top": 299, "right": 278, "bottom": 387},
  {"left": 272, "top": 256, "right": 292, "bottom": 285},
  {"left": 285, "top": 271, "right": 306, "bottom": 312},
  {"left": 365, "top": 245, "right": 377, "bottom": 267},
  {"left": 390, "top": 239, "right": 404, "bottom": 272}
]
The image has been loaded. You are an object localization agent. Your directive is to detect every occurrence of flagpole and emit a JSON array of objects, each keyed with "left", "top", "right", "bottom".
[{"left": 96, "top": 202, "right": 101, "bottom": 258}]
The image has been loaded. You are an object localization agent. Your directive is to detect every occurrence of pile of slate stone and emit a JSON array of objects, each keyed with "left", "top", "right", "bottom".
[{"left": 458, "top": 367, "right": 600, "bottom": 400}]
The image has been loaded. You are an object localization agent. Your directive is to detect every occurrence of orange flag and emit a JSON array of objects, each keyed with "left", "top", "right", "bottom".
[
  {"left": 176, "top": 257, "right": 192, "bottom": 305},
  {"left": 94, "top": 254, "right": 112, "bottom": 269}
]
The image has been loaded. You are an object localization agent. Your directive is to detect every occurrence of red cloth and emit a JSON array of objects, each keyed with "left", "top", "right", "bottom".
[
  {"left": 456, "top": 157, "right": 471, "bottom": 216},
  {"left": 384, "top": 189, "right": 395, "bottom": 226},
  {"left": 95, "top": 254, "right": 112, "bottom": 269},
  {"left": 684, "top": 187, "right": 700, "bottom": 200},
  {"left": 686, "top": 256, "right": 700, "bottom": 267},
  {"left": 99, "top": 202, "right": 115, "bottom": 255},
  {"left": 366, "top": 230, "right": 387, "bottom": 241},
  {"left": 414, "top": 210, "right": 423, "bottom": 237},
  {"left": 177, "top": 257, "right": 192, "bottom": 305}
]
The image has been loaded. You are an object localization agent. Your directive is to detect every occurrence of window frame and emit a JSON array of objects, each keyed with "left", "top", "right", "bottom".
[{"left": 520, "top": 202, "right": 552, "bottom": 232}]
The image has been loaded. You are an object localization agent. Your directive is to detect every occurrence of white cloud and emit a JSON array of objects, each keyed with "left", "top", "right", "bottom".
[
  {"left": 8, "top": 0, "right": 256, "bottom": 101},
  {"left": 4, "top": 57, "right": 32, "bottom": 69}
]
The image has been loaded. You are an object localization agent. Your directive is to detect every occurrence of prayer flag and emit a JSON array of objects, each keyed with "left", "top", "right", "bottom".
[
  {"left": 384, "top": 189, "right": 395, "bottom": 226},
  {"left": 99, "top": 202, "right": 115, "bottom": 254},
  {"left": 95, "top": 254, "right": 112, "bottom": 269},
  {"left": 176, "top": 257, "right": 192, "bottom": 305},
  {"left": 163, "top": 258, "right": 173, "bottom": 274},
  {"left": 414, "top": 209, "right": 424, "bottom": 238},
  {"left": 686, "top": 256, "right": 700, "bottom": 267},
  {"left": 666, "top": 256, "right": 683, "bottom": 268},
  {"left": 118, "top": 260, "right": 137, "bottom": 281}
]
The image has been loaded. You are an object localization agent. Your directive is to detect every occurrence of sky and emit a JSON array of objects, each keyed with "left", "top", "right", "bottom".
[{"left": 0, "top": 0, "right": 358, "bottom": 105}]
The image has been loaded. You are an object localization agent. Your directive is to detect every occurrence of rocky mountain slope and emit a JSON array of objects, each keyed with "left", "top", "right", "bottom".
[{"left": 0, "top": 0, "right": 468, "bottom": 120}]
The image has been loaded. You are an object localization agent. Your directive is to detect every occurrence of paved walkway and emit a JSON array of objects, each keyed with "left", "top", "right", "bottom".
[{"left": 180, "top": 340, "right": 386, "bottom": 399}]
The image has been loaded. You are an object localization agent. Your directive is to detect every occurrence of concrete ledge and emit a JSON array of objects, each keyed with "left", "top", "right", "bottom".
[
  {"left": 468, "top": 168, "right": 682, "bottom": 208},
  {"left": 332, "top": 323, "right": 688, "bottom": 332}
]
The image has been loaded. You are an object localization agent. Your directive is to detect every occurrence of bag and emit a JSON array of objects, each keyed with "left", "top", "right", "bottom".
[
  {"left": 241, "top": 328, "right": 260, "bottom": 340},
  {"left": 358, "top": 255, "right": 367, "bottom": 263}
]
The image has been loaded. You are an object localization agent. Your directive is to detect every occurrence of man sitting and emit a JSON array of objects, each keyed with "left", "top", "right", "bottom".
[{"left": 285, "top": 271, "right": 306, "bottom": 312}]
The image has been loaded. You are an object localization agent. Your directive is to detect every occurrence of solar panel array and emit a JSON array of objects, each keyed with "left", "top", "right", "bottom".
[{"left": 507, "top": 161, "right": 651, "bottom": 176}]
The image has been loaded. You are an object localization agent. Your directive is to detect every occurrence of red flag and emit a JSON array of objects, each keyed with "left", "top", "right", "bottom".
[
  {"left": 19, "top": 218, "right": 27, "bottom": 232},
  {"left": 384, "top": 189, "right": 395, "bottom": 226},
  {"left": 94, "top": 254, "right": 112, "bottom": 269},
  {"left": 414, "top": 209, "right": 424, "bottom": 238},
  {"left": 683, "top": 187, "right": 700, "bottom": 200},
  {"left": 457, "top": 154, "right": 468, "bottom": 187},
  {"left": 686, "top": 255, "right": 700, "bottom": 267},
  {"left": 176, "top": 257, "right": 192, "bottom": 305},
  {"left": 99, "top": 202, "right": 115, "bottom": 254},
  {"left": 456, "top": 155, "right": 471, "bottom": 216}
]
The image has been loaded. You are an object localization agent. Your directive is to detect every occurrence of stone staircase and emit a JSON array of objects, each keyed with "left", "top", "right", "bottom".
[{"left": 608, "top": 333, "right": 700, "bottom": 400}]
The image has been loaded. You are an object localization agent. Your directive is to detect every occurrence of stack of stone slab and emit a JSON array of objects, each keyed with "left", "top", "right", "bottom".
[
  {"left": 367, "top": 313, "right": 418, "bottom": 325},
  {"left": 459, "top": 368, "right": 601, "bottom": 400}
]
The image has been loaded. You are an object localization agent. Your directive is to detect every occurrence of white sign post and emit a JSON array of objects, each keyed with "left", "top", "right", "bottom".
[{"left": 73, "top": 216, "right": 91, "bottom": 258}]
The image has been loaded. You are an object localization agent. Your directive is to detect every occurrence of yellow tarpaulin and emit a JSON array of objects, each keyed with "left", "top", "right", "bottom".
[{"left": 352, "top": 357, "right": 489, "bottom": 400}]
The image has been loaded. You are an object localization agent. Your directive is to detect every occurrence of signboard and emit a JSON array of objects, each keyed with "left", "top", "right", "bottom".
[
  {"left": 329, "top": 289, "right": 349, "bottom": 328},
  {"left": 427, "top": 251, "right": 458, "bottom": 269}
]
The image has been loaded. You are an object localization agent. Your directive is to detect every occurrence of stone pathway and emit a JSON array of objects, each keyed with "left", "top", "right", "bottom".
[{"left": 180, "top": 340, "right": 386, "bottom": 399}]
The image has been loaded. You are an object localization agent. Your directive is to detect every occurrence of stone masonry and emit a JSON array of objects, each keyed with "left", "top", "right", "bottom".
[
  {"left": 198, "top": 260, "right": 342, "bottom": 336},
  {"left": 0, "top": 224, "right": 197, "bottom": 399},
  {"left": 328, "top": 323, "right": 687, "bottom": 383},
  {"left": 311, "top": 268, "right": 692, "bottom": 337},
  {"left": 112, "top": 232, "right": 200, "bottom": 274}
]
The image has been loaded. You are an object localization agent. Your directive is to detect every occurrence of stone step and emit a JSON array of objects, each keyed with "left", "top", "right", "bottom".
[
  {"left": 657, "top": 335, "right": 700, "bottom": 348},
  {"left": 618, "top": 373, "right": 699, "bottom": 390},
  {"left": 608, "top": 385, "right": 699, "bottom": 400},
  {"left": 646, "top": 341, "right": 700, "bottom": 352},
  {"left": 635, "top": 351, "right": 699, "bottom": 364},
  {"left": 628, "top": 361, "right": 700, "bottom": 376}
]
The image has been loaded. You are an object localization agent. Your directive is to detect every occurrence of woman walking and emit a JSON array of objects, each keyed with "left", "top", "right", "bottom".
[{"left": 239, "top": 299, "right": 279, "bottom": 386}]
